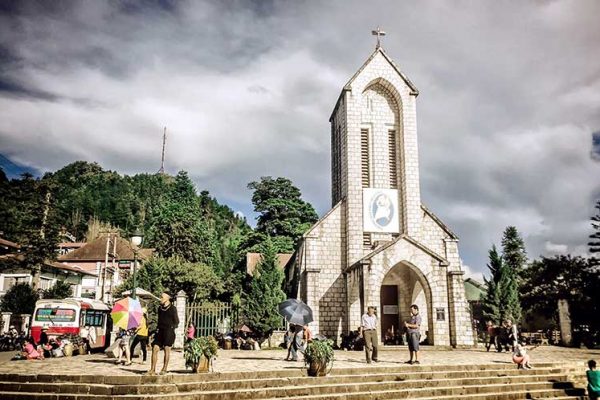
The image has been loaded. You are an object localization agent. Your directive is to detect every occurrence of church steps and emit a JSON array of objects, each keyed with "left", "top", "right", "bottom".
[
  {"left": 0, "top": 373, "right": 584, "bottom": 399},
  {"left": 0, "top": 364, "right": 587, "bottom": 400},
  {"left": 0, "top": 362, "right": 574, "bottom": 385},
  {"left": 0, "top": 366, "right": 574, "bottom": 393},
  {"left": 0, "top": 370, "right": 573, "bottom": 395}
]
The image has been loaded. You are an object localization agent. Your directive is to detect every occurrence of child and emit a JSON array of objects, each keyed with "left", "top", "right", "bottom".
[
  {"left": 512, "top": 343, "right": 532, "bottom": 370},
  {"left": 115, "top": 328, "right": 132, "bottom": 366},
  {"left": 186, "top": 323, "right": 195, "bottom": 343},
  {"left": 22, "top": 338, "right": 43, "bottom": 360},
  {"left": 588, "top": 360, "right": 600, "bottom": 400}
]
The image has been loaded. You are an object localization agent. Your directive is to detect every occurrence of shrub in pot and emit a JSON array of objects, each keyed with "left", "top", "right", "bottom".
[
  {"left": 304, "top": 339, "right": 334, "bottom": 377},
  {"left": 184, "top": 336, "right": 219, "bottom": 373}
]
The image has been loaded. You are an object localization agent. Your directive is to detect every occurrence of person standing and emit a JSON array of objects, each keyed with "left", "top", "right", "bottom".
[
  {"left": 130, "top": 308, "right": 149, "bottom": 364},
  {"left": 485, "top": 321, "right": 499, "bottom": 352},
  {"left": 288, "top": 325, "right": 304, "bottom": 361},
  {"left": 361, "top": 306, "right": 379, "bottom": 364},
  {"left": 587, "top": 359, "right": 600, "bottom": 400},
  {"left": 404, "top": 304, "right": 421, "bottom": 364},
  {"left": 148, "top": 291, "right": 179, "bottom": 375}
]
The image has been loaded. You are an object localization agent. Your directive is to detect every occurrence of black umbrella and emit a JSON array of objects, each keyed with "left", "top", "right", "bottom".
[{"left": 278, "top": 298, "right": 314, "bottom": 326}]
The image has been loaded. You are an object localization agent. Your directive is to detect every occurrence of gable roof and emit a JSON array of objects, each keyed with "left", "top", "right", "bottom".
[
  {"left": 464, "top": 277, "right": 486, "bottom": 302},
  {"left": 44, "top": 260, "right": 97, "bottom": 277},
  {"left": 246, "top": 252, "right": 294, "bottom": 276},
  {"left": 0, "top": 253, "right": 96, "bottom": 276},
  {"left": 421, "top": 204, "right": 459, "bottom": 240},
  {"left": 58, "top": 235, "right": 153, "bottom": 262},
  {"left": 344, "top": 47, "right": 419, "bottom": 95},
  {"left": 330, "top": 46, "right": 418, "bottom": 122}
]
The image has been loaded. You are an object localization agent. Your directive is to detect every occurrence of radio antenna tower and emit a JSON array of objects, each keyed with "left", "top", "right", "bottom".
[{"left": 158, "top": 127, "right": 166, "bottom": 174}]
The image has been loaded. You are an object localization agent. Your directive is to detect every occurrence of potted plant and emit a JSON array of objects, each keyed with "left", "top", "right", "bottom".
[
  {"left": 184, "top": 336, "right": 219, "bottom": 373},
  {"left": 304, "top": 339, "right": 334, "bottom": 377}
]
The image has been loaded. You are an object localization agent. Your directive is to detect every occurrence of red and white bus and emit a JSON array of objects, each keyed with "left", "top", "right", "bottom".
[{"left": 30, "top": 298, "right": 112, "bottom": 350}]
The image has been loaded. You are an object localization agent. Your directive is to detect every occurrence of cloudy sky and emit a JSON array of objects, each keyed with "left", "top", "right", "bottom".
[{"left": 1, "top": 0, "right": 599, "bottom": 279}]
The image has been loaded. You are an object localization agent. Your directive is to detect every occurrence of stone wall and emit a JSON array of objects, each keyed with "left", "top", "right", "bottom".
[{"left": 300, "top": 202, "right": 346, "bottom": 341}]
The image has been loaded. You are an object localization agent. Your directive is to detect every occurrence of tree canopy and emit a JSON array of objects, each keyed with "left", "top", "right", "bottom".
[{"left": 247, "top": 176, "right": 318, "bottom": 253}]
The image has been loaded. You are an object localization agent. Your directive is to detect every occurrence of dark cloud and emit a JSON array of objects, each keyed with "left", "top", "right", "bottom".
[{"left": 0, "top": 0, "right": 599, "bottom": 277}]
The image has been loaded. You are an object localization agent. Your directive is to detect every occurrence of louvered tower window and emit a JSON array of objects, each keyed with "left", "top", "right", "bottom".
[
  {"left": 389, "top": 129, "right": 398, "bottom": 189},
  {"left": 361, "top": 129, "right": 370, "bottom": 188},
  {"left": 363, "top": 233, "right": 371, "bottom": 247}
]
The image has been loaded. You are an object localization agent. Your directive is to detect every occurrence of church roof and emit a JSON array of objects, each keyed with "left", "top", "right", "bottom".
[
  {"left": 344, "top": 47, "right": 419, "bottom": 95},
  {"left": 330, "top": 47, "right": 418, "bottom": 122},
  {"left": 356, "top": 234, "right": 449, "bottom": 268},
  {"left": 421, "top": 204, "right": 459, "bottom": 240}
]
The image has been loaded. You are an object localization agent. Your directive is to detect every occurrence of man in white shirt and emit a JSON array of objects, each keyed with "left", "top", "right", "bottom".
[{"left": 361, "top": 306, "right": 379, "bottom": 363}]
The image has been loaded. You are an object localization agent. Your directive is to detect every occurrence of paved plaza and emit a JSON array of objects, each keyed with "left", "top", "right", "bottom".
[{"left": 0, "top": 346, "right": 598, "bottom": 377}]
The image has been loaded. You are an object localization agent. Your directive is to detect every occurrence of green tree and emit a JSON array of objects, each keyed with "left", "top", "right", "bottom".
[
  {"left": 247, "top": 177, "right": 318, "bottom": 253},
  {"left": 522, "top": 255, "right": 599, "bottom": 336},
  {"left": 590, "top": 200, "right": 600, "bottom": 267},
  {"left": 498, "top": 264, "right": 522, "bottom": 322},
  {"left": 146, "top": 171, "right": 216, "bottom": 264},
  {"left": 501, "top": 226, "right": 527, "bottom": 279},
  {"left": 498, "top": 226, "right": 526, "bottom": 322},
  {"left": 242, "top": 238, "right": 286, "bottom": 338},
  {"left": 117, "top": 256, "right": 224, "bottom": 303},
  {"left": 42, "top": 281, "right": 73, "bottom": 299},
  {"left": 1, "top": 283, "right": 39, "bottom": 315},
  {"left": 481, "top": 245, "right": 503, "bottom": 323}
]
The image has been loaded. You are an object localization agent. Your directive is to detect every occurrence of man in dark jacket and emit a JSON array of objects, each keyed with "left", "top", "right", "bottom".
[{"left": 148, "top": 291, "right": 179, "bottom": 375}]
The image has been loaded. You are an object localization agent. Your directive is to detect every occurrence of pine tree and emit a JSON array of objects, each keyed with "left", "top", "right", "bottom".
[
  {"left": 498, "top": 265, "right": 522, "bottom": 322},
  {"left": 501, "top": 226, "right": 527, "bottom": 279},
  {"left": 482, "top": 245, "right": 503, "bottom": 323},
  {"left": 242, "top": 237, "right": 286, "bottom": 339},
  {"left": 499, "top": 226, "right": 525, "bottom": 322},
  {"left": 589, "top": 200, "right": 600, "bottom": 266}
]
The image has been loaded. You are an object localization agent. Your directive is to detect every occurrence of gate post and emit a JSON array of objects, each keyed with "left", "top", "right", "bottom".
[{"left": 174, "top": 290, "right": 186, "bottom": 349}]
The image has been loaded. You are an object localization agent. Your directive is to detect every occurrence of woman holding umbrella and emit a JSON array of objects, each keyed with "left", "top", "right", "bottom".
[{"left": 111, "top": 296, "right": 143, "bottom": 367}]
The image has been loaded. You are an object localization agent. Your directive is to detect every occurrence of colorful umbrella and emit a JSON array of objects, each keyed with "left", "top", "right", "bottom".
[{"left": 111, "top": 297, "right": 142, "bottom": 330}]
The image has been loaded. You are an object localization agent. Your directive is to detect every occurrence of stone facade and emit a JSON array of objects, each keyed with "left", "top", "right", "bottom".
[{"left": 290, "top": 47, "right": 474, "bottom": 347}]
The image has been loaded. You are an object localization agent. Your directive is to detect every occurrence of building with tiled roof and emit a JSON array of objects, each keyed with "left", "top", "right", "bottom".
[{"left": 58, "top": 235, "right": 153, "bottom": 301}]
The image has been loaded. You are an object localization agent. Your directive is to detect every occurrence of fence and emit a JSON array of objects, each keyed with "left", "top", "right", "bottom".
[
  {"left": 186, "top": 302, "right": 239, "bottom": 338},
  {"left": 185, "top": 301, "right": 288, "bottom": 338}
]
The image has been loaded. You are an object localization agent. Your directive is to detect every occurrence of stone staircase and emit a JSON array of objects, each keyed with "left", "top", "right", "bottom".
[{"left": 0, "top": 362, "right": 589, "bottom": 400}]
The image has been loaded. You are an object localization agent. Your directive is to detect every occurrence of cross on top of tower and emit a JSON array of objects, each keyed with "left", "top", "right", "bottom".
[{"left": 371, "top": 27, "right": 386, "bottom": 49}]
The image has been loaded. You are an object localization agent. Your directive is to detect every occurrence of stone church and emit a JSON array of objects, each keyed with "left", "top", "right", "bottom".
[{"left": 287, "top": 44, "right": 474, "bottom": 347}]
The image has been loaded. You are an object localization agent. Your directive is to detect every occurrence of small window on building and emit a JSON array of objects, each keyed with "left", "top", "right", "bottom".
[
  {"left": 436, "top": 307, "right": 446, "bottom": 321},
  {"left": 363, "top": 233, "right": 371, "bottom": 247},
  {"left": 389, "top": 130, "right": 398, "bottom": 189},
  {"left": 361, "top": 128, "right": 370, "bottom": 188},
  {"left": 39, "top": 278, "right": 53, "bottom": 291},
  {"left": 2, "top": 276, "right": 29, "bottom": 292}
]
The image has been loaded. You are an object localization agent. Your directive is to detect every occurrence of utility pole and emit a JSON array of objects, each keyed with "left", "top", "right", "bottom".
[{"left": 158, "top": 127, "right": 167, "bottom": 174}]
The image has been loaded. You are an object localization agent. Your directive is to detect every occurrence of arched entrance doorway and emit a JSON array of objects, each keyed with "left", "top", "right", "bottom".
[{"left": 379, "top": 262, "right": 432, "bottom": 344}]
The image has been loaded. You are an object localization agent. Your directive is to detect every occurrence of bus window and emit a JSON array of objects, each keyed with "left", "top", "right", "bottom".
[
  {"left": 84, "top": 311, "right": 105, "bottom": 327},
  {"left": 35, "top": 308, "right": 76, "bottom": 323}
]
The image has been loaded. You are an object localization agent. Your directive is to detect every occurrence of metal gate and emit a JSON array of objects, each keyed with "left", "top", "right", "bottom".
[{"left": 185, "top": 302, "right": 239, "bottom": 338}]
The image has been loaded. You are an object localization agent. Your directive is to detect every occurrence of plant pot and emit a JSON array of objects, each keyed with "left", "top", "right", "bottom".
[
  {"left": 192, "top": 355, "right": 210, "bottom": 373},
  {"left": 307, "top": 360, "right": 327, "bottom": 377},
  {"left": 224, "top": 340, "right": 232, "bottom": 350}
]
